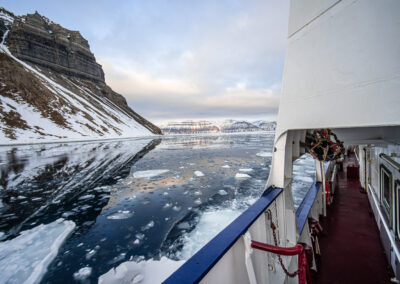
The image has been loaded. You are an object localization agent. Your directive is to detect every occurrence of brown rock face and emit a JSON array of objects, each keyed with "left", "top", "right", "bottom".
[{"left": 5, "top": 11, "right": 105, "bottom": 82}]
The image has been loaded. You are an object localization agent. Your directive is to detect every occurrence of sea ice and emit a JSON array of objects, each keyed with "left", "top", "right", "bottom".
[
  {"left": 172, "top": 205, "right": 181, "bottom": 211},
  {"left": 107, "top": 210, "right": 134, "bottom": 220},
  {"left": 239, "top": 168, "right": 253, "bottom": 172},
  {"left": 141, "top": 221, "right": 155, "bottom": 231},
  {"left": 78, "top": 194, "right": 95, "bottom": 200},
  {"left": 98, "top": 257, "right": 185, "bottom": 284},
  {"left": 73, "top": 267, "right": 92, "bottom": 281},
  {"left": 218, "top": 189, "right": 228, "bottom": 196},
  {"left": 194, "top": 171, "right": 204, "bottom": 177},
  {"left": 194, "top": 198, "right": 202, "bottom": 205},
  {"left": 221, "top": 165, "right": 230, "bottom": 169},
  {"left": 256, "top": 151, "right": 273, "bottom": 157},
  {"left": 132, "top": 170, "right": 169, "bottom": 179},
  {"left": 0, "top": 219, "right": 75, "bottom": 284},
  {"left": 235, "top": 173, "right": 251, "bottom": 179}
]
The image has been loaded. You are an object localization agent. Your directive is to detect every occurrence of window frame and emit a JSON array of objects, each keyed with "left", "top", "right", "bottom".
[
  {"left": 396, "top": 180, "right": 400, "bottom": 240},
  {"left": 380, "top": 165, "right": 392, "bottom": 226}
]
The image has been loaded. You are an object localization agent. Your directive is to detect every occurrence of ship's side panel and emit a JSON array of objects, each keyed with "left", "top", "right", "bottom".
[
  {"left": 277, "top": 0, "right": 400, "bottom": 139},
  {"left": 361, "top": 144, "right": 400, "bottom": 278}
]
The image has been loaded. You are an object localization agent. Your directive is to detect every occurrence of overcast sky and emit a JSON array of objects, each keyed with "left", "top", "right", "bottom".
[{"left": 1, "top": 0, "right": 290, "bottom": 123}]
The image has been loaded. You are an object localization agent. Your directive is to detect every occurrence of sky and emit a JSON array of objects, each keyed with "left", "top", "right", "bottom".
[{"left": 1, "top": 0, "right": 290, "bottom": 123}]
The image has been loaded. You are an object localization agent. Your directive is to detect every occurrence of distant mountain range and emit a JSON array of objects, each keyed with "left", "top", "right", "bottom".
[
  {"left": 159, "top": 119, "right": 276, "bottom": 134},
  {"left": 0, "top": 7, "right": 161, "bottom": 144}
]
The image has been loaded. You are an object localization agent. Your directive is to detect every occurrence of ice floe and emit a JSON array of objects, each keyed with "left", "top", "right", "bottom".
[
  {"left": 256, "top": 151, "right": 273, "bottom": 157},
  {"left": 107, "top": 210, "right": 134, "bottom": 220},
  {"left": 99, "top": 257, "right": 185, "bottom": 284},
  {"left": 132, "top": 170, "right": 169, "bottom": 179},
  {"left": 235, "top": 173, "right": 251, "bottom": 179},
  {"left": 221, "top": 165, "right": 230, "bottom": 169},
  {"left": 194, "top": 171, "right": 204, "bottom": 177},
  {"left": 73, "top": 267, "right": 92, "bottom": 281},
  {"left": 239, "top": 168, "right": 253, "bottom": 172},
  {"left": 141, "top": 220, "right": 155, "bottom": 231},
  {"left": 218, "top": 189, "right": 228, "bottom": 195},
  {"left": 0, "top": 219, "right": 75, "bottom": 284}
]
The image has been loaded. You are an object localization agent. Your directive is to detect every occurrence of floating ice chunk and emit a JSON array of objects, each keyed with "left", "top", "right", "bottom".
[
  {"left": 177, "top": 209, "right": 241, "bottom": 260},
  {"left": 163, "top": 203, "right": 172, "bottom": 209},
  {"left": 107, "top": 210, "right": 133, "bottom": 220},
  {"left": 73, "top": 267, "right": 92, "bottom": 281},
  {"left": 239, "top": 168, "right": 253, "bottom": 172},
  {"left": 0, "top": 219, "right": 75, "bottom": 284},
  {"left": 194, "top": 171, "right": 204, "bottom": 177},
  {"left": 141, "top": 221, "right": 155, "bottom": 231},
  {"left": 235, "top": 173, "right": 251, "bottom": 179},
  {"left": 133, "top": 170, "right": 169, "bottom": 179},
  {"left": 163, "top": 192, "right": 169, "bottom": 196},
  {"left": 86, "top": 249, "right": 97, "bottom": 260},
  {"left": 256, "top": 151, "right": 273, "bottom": 157},
  {"left": 172, "top": 206, "right": 181, "bottom": 211},
  {"left": 218, "top": 190, "right": 228, "bottom": 196},
  {"left": 194, "top": 190, "right": 202, "bottom": 196},
  {"left": 221, "top": 165, "right": 230, "bottom": 169},
  {"left": 194, "top": 198, "right": 202, "bottom": 205},
  {"left": 79, "top": 194, "right": 95, "bottom": 200},
  {"left": 98, "top": 257, "right": 185, "bottom": 284},
  {"left": 17, "top": 195, "right": 26, "bottom": 199}
]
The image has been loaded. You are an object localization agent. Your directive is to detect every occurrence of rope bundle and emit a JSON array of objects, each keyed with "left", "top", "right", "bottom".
[{"left": 306, "top": 129, "right": 345, "bottom": 162}]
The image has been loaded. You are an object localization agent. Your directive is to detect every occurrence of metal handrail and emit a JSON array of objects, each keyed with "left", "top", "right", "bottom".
[{"left": 379, "top": 153, "right": 400, "bottom": 172}]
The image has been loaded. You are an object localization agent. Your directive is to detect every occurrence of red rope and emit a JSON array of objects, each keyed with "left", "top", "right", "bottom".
[{"left": 251, "top": 241, "right": 312, "bottom": 284}]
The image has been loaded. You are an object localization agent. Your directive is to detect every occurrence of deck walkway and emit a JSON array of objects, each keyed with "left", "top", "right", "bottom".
[{"left": 313, "top": 153, "right": 393, "bottom": 283}]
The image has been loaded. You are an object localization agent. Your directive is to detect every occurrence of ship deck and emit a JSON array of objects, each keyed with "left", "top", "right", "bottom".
[{"left": 313, "top": 153, "right": 394, "bottom": 283}]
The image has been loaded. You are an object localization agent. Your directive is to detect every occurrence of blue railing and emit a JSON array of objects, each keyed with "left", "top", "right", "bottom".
[
  {"left": 163, "top": 186, "right": 283, "bottom": 284},
  {"left": 295, "top": 182, "right": 322, "bottom": 233},
  {"left": 295, "top": 161, "right": 330, "bottom": 233}
]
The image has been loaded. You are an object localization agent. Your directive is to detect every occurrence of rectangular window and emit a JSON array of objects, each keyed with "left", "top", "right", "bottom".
[
  {"left": 380, "top": 166, "right": 392, "bottom": 224},
  {"left": 396, "top": 181, "right": 400, "bottom": 240}
]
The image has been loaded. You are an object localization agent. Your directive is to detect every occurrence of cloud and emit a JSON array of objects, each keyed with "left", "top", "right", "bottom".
[{"left": 100, "top": 58, "right": 200, "bottom": 97}]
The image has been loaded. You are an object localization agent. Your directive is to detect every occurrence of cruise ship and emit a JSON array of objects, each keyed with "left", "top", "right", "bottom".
[{"left": 165, "top": 0, "right": 400, "bottom": 283}]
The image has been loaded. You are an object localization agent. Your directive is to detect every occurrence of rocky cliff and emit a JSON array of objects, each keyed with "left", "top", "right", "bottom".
[{"left": 0, "top": 7, "right": 161, "bottom": 143}]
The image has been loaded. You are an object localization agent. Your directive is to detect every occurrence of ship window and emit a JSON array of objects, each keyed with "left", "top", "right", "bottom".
[
  {"left": 396, "top": 181, "right": 400, "bottom": 240},
  {"left": 380, "top": 165, "right": 392, "bottom": 223}
]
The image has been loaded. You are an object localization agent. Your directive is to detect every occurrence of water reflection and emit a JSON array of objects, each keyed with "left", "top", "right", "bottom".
[{"left": 0, "top": 138, "right": 161, "bottom": 237}]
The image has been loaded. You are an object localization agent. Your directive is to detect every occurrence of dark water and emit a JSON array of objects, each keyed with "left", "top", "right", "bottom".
[{"left": 0, "top": 133, "right": 277, "bottom": 283}]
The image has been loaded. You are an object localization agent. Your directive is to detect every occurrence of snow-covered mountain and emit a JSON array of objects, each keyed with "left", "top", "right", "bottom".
[
  {"left": 160, "top": 119, "right": 276, "bottom": 134},
  {"left": 0, "top": 8, "right": 161, "bottom": 144}
]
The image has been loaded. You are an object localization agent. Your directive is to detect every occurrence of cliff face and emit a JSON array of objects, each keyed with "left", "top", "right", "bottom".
[
  {"left": 0, "top": 7, "right": 161, "bottom": 143},
  {"left": 3, "top": 9, "right": 104, "bottom": 82}
]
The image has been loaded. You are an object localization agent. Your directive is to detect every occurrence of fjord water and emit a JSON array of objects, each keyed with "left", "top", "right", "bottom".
[{"left": 0, "top": 133, "right": 315, "bottom": 283}]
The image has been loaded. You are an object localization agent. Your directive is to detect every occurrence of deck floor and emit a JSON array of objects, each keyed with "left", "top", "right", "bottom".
[{"left": 313, "top": 153, "right": 394, "bottom": 283}]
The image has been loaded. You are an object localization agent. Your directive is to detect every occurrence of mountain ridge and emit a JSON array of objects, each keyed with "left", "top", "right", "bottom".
[{"left": 159, "top": 119, "right": 276, "bottom": 134}]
